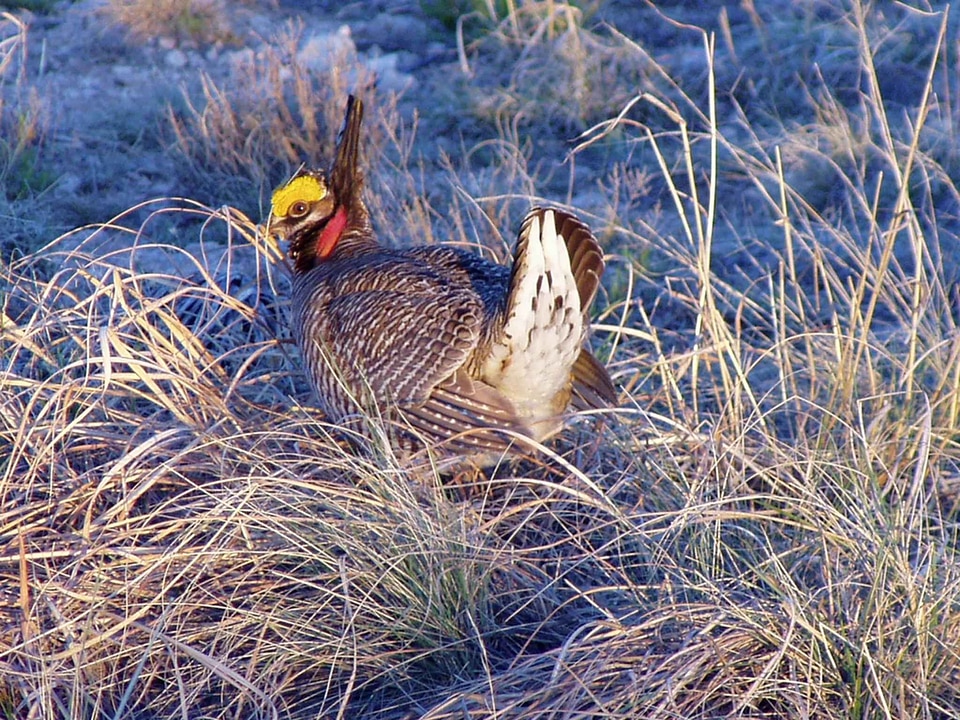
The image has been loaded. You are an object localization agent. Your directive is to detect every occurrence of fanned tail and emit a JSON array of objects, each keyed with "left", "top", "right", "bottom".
[
  {"left": 570, "top": 348, "right": 617, "bottom": 411},
  {"left": 556, "top": 212, "right": 604, "bottom": 311}
]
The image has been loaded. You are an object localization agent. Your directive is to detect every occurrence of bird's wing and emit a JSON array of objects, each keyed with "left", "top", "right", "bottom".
[
  {"left": 319, "top": 288, "right": 480, "bottom": 404},
  {"left": 319, "top": 288, "right": 528, "bottom": 450},
  {"left": 559, "top": 211, "right": 604, "bottom": 312},
  {"left": 400, "top": 368, "right": 529, "bottom": 452},
  {"left": 570, "top": 348, "right": 618, "bottom": 410}
]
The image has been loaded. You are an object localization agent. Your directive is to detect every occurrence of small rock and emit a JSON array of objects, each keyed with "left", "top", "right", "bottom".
[
  {"left": 358, "top": 13, "right": 428, "bottom": 53},
  {"left": 364, "top": 52, "right": 415, "bottom": 93},
  {"left": 158, "top": 36, "right": 178, "bottom": 51},
  {"left": 297, "top": 25, "right": 357, "bottom": 73},
  {"left": 164, "top": 48, "right": 189, "bottom": 69},
  {"left": 393, "top": 50, "right": 422, "bottom": 73},
  {"left": 427, "top": 41, "right": 447, "bottom": 55},
  {"left": 57, "top": 173, "right": 82, "bottom": 195},
  {"left": 111, "top": 64, "right": 138, "bottom": 85}
]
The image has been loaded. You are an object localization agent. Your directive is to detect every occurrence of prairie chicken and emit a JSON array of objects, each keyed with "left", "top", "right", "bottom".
[{"left": 268, "top": 96, "right": 616, "bottom": 463}]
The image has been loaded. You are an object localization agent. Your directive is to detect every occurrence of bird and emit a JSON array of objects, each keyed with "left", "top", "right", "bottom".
[{"left": 267, "top": 95, "right": 616, "bottom": 466}]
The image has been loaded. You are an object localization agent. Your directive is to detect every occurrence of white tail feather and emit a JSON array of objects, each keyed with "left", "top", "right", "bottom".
[{"left": 481, "top": 208, "right": 586, "bottom": 430}]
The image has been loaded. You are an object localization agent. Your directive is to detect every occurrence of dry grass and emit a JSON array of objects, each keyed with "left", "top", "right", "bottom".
[
  {"left": 460, "top": 1, "right": 648, "bottom": 130},
  {"left": 2, "top": 1, "right": 960, "bottom": 718},
  {"left": 102, "top": 0, "right": 235, "bottom": 45},
  {"left": 165, "top": 20, "right": 387, "bottom": 212}
]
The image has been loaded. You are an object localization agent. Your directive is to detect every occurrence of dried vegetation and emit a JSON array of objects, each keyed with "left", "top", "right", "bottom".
[{"left": 2, "top": 1, "right": 960, "bottom": 718}]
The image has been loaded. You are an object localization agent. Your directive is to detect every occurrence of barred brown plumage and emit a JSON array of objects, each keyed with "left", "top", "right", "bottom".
[{"left": 267, "top": 95, "right": 616, "bottom": 465}]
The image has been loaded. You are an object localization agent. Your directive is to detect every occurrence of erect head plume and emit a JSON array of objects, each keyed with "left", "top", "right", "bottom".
[
  {"left": 267, "top": 95, "right": 373, "bottom": 273},
  {"left": 329, "top": 94, "right": 364, "bottom": 209}
]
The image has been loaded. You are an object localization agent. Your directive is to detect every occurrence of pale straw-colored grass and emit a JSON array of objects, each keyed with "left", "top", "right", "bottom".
[
  {"left": 165, "top": 19, "right": 384, "bottom": 210},
  {"left": 2, "top": 1, "right": 960, "bottom": 718},
  {"left": 102, "top": 0, "right": 234, "bottom": 45}
]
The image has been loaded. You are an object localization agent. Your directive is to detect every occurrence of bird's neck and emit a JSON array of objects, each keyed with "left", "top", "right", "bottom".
[{"left": 328, "top": 224, "right": 380, "bottom": 260}]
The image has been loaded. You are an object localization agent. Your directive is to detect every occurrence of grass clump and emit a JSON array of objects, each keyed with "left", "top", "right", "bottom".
[
  {"left": 457, "top": 1, "right": 641, "bottom": 130},
  {"left": 0, "top": 13, "right": 43, "bottom": 190},
  {"left": 164, "top": 21, "right": 385, "bottom": 213},
  {"left": 422, "top": 0, "right": 600, "bottom": 37},
  {"left": 419, "top": 0, "right": 510, "bottom": 31},
  {"left": 0, "top": 12, "right": 55, "bottom": 261},
  {"left": 103, "top": 0, "right": 236, "bottom": 45},
  {"left": 2, "top": 1, "right": 960, "bottom": 718}
]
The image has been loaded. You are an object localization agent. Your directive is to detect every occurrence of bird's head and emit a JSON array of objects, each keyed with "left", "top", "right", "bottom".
[{"left": 268, "top": 95, "right": 369, "bottom": 273}]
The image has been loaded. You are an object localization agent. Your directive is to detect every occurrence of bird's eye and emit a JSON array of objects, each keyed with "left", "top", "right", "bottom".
[{"left": 290, "top": 201, "right": 309, "bottom": 218}]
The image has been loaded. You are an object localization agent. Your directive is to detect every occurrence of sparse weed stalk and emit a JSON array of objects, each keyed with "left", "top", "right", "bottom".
[
  {"left": 0, "top": 14, "right": 50, "bottom": 201},
  {"left": 0, "top": 12, "right": 55, "bottom": 260}
]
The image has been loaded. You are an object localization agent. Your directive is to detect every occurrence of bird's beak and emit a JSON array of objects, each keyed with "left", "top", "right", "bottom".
[{"left": 258, "top": 218, "right": 286, "bottom": 264}]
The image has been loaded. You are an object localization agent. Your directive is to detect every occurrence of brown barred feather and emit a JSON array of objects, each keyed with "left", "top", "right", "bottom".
[{"left": 570, "top": 348, "right": 618, "bottom": 411}]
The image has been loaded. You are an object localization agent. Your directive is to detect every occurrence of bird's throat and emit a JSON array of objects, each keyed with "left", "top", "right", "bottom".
[{"left": 317, "top": 206, "right": 349, "bottom": 260}]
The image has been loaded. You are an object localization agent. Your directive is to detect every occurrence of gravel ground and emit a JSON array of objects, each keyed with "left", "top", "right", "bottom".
[
  {"left": 2, "top": 1, "right": 956, "bottom": 301},
  {"left": 2, "top": 1, "right": 712, "bottom": 252}
]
